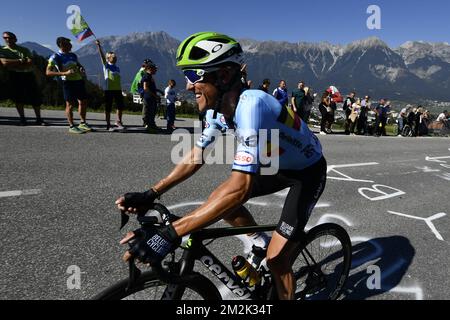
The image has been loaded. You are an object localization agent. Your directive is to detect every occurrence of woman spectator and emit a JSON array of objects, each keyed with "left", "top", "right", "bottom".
[
  {"left": 319, "top": 90, "right": 332, "bottom": 135},
  {"left": 349, "top": 98, "right": 361, "bottom": 135}
]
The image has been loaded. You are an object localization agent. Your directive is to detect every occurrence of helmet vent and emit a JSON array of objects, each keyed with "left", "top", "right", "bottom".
[
  {"left": 212, "top": 38, "right": 231, "bottom": 44},
  {"left": 190, "top": 46, "right": 210, "bottom": 60},
  {"left": 177, "top": 35, "right": 196, "bottom": 61}
]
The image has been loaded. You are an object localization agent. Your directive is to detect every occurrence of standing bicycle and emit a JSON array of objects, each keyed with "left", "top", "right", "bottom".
[{"left": 115, "top": 32, "right": 330, "bottom": 300}]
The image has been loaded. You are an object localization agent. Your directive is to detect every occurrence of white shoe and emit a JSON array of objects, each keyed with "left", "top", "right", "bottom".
[
  {"left": 115, "top": 122, "right": 125, "bottom": 131},
  {"left": 320, "top": 131, "right": 327, "bottom": 135}
]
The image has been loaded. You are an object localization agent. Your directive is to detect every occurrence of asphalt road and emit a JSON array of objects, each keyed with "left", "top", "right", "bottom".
[{"left": 1, "top": 107, "right": 449, "bottom": 300}]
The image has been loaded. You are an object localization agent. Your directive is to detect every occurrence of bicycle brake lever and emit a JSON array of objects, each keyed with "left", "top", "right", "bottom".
[
  {"left": 126, "top": 257, "right": 142, "bottom": 291},
  {"left": 120, "top": 211, "right": 130, "bottom": 230}
]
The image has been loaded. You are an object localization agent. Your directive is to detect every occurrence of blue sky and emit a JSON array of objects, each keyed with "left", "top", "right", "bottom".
[{"left": 2, "top": 0, "right": 449, "bottom": 50}]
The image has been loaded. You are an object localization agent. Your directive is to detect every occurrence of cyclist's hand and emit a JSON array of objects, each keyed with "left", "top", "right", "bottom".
[
  {"left": 120, "top": 224, "right": 180, "bottom": 264},
  {"left": 116, "top": 189, "right": 159, "bottom": 215}
]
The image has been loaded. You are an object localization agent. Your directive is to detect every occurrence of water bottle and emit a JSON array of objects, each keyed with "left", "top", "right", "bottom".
[{"left": 232, "top": 256, "right": 261, "bottom": 287}]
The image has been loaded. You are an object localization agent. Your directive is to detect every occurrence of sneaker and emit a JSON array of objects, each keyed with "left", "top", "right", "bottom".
[
  {"left": 145, "top": 124, "right": 159, "bottom": 134},
  {"left": 36, "top": 119, "right": 47, "bottom": 126},
  {"left": 78, "top": 123, "right": 93, "bottom": 132},
  {"left": 319, "top": 131, "right": 327, "bottom": 135},
  {"left": 115, "top": 122, "right": 125, "bottom": 131},
  {"left": 247, "top": 245, "right": 267, "bottom": 269},
  {"left": 108, "top": 127, "right": 117, "bottom": 132},
  {"left": 69, "top": 126, "right": 85, "bottom": 134}
]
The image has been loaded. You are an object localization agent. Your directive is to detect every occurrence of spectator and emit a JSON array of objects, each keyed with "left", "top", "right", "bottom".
[
  {"left": 302, "top": 86, "right": 315, "bottom": 124},
  {"left": 414, "top": 106, "right": 424, "bottom": 137},
  {"left": 247, "top": 80, "right": 253, "bottom": 89},
  {"left": 258, "top": 79, "right": 270, "bottom": 93},
  {"left": 46, "top": 37, "right": 92, "bottom": 134},
  {"left": 397, "top": 104, "right": 412, "bottom": 136},
  {"left": 343, "top": 92, "right": 356, "bottom": 135},
  {"left": 357, "top": 95, "right": 371, "bottom": 135},
  {"left": 273, "top": 80, "right": 288, "bottom": 107},
  {"left": 1, "top": 31, "right": 46, "bottom": 126},
  {"left": 328, "top": 97, "right": 337, "bottom": 133},
  {"left": 139, "top": 59, "right": 159, "bottom": 132},
  {"left": 349, "top": 98, "right": 361, "bottom": 135},
  {"left": 418, "top": 109, "right": 430, "bottom": 136},
  {"left": 164, "top": 79, "right": 177, "bottom": 132},
  {"left": 291, "top": 81, "right": 306, "bottom": 119},
  {"left": 437, "top": 110, "right": 449, "bottom": 128},
  {"left": 95, "top": 40, "right": 125, "bottom": 132},
  {"left": 375, "top": 99, "right": 390, "bottom": 136},
  {"left": 319, "top": 90, "right": 332, "bottom": 135},
  {"left": 407, "top": 107, "right": 417, "bottom": 135}
]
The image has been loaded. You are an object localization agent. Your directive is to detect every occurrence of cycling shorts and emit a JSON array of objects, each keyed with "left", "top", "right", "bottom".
[{"left": 246, "top": 156, "right": 327, "bottom": 241}]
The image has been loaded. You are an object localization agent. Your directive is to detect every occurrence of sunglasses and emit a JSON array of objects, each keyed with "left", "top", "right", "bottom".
[{"left": 183, "top": 68, "right": 219, "bottom": 85}]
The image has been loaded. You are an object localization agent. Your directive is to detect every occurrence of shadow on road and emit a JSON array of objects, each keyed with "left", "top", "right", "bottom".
[{"left": 342, "top": 236, "right": 416, "bottom": 300}]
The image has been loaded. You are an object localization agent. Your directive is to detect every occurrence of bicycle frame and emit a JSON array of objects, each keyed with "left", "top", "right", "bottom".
[{"left": 140, "top": 224, "right": 277, "bottom": 300}]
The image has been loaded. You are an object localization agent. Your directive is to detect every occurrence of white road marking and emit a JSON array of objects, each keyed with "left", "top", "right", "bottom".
[
  {"left": 388, "top": 211, "right": 447, "bottom": 241},
  {"left": 317, "top": 214, "right": 354, "bottom": 227},
  {"left": 390, "top": 286, "right": 424, "bottom": 300},
  {"left": 327, "top": 162, "right": 379, "bottom": 183},
  {"left": 425, "top": 156, "right": 450, "bottom": 163},
  {"left": 0, "top": 189, "right": 41, "bottom": 198},
  {"left": 167, "top": 202, "right": 204, "bottom": 210}
]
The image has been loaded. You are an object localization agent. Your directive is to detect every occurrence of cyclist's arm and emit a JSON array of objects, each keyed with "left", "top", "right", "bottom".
[
  {"left": 152, "top": 146, "right": 204, "bottom": 195},
  {"left": 172, "top": 171, "right": 253, "bottom": 237}
]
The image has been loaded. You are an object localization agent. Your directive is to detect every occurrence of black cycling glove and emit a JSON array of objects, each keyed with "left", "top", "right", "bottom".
[
  {"left": 128, "top": 224, "right": 180, "bottom": 265},
  {"left": 123, "top": 189, "right": 159, "bottom": 209}
]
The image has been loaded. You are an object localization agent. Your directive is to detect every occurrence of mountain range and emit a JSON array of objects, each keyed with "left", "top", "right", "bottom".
[{"left": 22, "top": 31, "right": 450, "bottom": 102}]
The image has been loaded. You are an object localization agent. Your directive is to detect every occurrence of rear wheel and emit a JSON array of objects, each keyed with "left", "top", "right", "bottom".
[
  {"left": 292, "top": 223, "right": 352, "bottom": 300},
  {"left": 93, "top": 270, "right": 221, "bottom": 300},
  {"left": 402, "top": 125, "right": 412, "bottom": 137}
]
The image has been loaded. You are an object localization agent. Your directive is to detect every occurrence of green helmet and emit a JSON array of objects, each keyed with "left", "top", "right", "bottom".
[{"left": 176, "top": 32, "right": 244, "bottom": 69}]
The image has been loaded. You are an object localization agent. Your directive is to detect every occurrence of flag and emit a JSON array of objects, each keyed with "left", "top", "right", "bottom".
[
  {"left": 130, "top": 68, "right": 145, "bottom": 94},
  {"left": 70, "top": 12, "right": 94, "bottom": 42}
]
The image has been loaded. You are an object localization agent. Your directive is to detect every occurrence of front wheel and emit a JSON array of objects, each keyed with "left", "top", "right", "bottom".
[
  {"left": 292, "top": 223, "right": 352, "bottom": 300},
  {"left": 93, "top": 270, "right": 222, "bottom": 300}
]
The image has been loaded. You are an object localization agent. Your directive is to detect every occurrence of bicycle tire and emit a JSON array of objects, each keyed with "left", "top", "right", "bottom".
[
  {"left": 293, "top": 223, "right": 352, "bottom": 300},
  {"left": 93, "top": 270, "right": 222, "bottom": 300},
  {"left": 402, "top": 125, "right": 412, "bottom": 137}
]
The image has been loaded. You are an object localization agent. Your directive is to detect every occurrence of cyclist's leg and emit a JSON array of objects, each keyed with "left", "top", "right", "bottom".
[
  {"left": 267, "top": 157, "right": 327, "bottom": 300},
  {"left": 223, "top": 175, "right": 292, "bottom": 251},
  {"left": 266, "top": 232, "right": 299, "bottom": 300}
]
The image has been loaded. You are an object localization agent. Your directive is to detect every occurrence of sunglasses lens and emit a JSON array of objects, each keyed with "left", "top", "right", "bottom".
[{"left": 183, "top": 70, "right": 203, "bottom": 84}]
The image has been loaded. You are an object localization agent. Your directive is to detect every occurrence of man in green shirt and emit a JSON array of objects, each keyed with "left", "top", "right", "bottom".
[
  {"left": 291, "top": 80, "right": 307, "bottom": 121},
  {"left": 1, "top": 32, "right": 45, "bottom": 126}
]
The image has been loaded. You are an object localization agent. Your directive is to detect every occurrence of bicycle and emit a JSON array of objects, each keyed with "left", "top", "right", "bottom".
[
  {"left": 395, "top": 120, "right": 413, "bottom": 137},
  {"left": 93, "top": 203, "right": 352, "bottom": 300}
]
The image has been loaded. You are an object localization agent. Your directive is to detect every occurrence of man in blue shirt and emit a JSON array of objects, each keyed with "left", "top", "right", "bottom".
[
  {"left": 375, "top": 99, "right": 390, "bottom": 136},
  {"left": 46, "top": 37, "right": 92, "bottom": 134},
  {"left": 273, "top": 80, "right": 289, "bottom": 107}
]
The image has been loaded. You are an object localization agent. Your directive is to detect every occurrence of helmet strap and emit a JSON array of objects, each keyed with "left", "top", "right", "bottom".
[{"left": 211, "top": 67, "right": 245, "bottom": 113}]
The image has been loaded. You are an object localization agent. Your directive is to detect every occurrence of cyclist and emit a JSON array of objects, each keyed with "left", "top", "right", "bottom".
[{"left": 116, "top": 32, "right": 327, "bottom": 300}]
